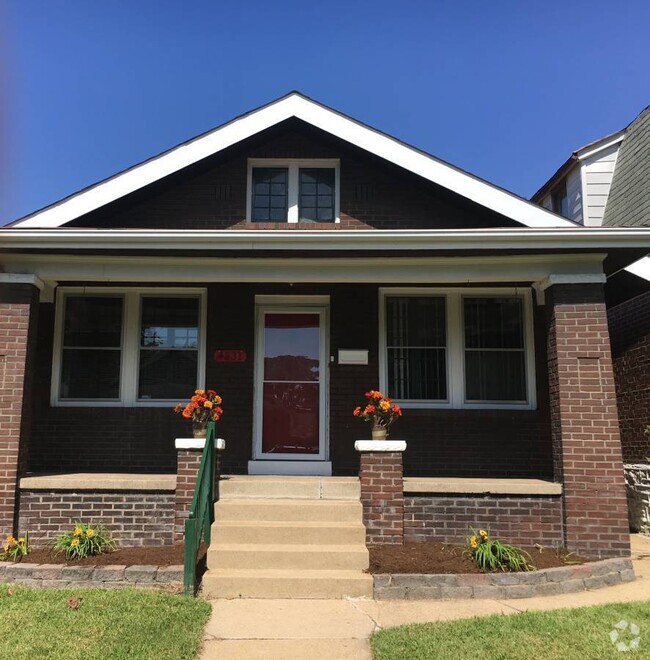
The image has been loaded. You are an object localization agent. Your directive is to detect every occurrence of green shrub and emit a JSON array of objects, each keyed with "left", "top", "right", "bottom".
[
  {"left": 52, "top": 522, "right": 116, "bottom": 560},
  {"left": 467, "top": 528, "right": 535, "bottom": 572}
]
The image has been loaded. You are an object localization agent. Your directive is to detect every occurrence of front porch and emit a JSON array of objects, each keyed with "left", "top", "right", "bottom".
[{"left": 0, "top": 245, "right": 636, "bottom": 560}]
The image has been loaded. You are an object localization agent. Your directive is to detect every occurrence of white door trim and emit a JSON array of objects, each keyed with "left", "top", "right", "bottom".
[{"left": 252, "top": 300, "right": 329, "bottom": 463}]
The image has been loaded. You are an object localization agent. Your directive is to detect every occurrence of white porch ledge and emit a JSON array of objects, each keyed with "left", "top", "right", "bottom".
[
  {"left": 19, "top": 473, "right": 176, "bottom": 492},
  {"left": 403, "top": 477, "right": 562, "bottom": 496},
  {"left": 175, "top": 437, "right": 226, "bottom": 450}
]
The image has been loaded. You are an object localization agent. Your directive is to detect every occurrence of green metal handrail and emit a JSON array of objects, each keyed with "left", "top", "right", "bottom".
[{"left": 183, "top": 421, "right": 216, "bottom": 595}]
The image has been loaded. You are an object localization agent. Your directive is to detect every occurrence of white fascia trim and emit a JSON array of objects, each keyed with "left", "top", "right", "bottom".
[
  {"left": 625, "top": 256, "right": 650, "bottom": 283},
  {"left": 535, "top": 273, "right": 608, "bottom": 291},
  {"left": 175, "top": 437, "right": 226, "bottom": 450},
  {"left": 12, "top": 93, "right": 573, "bottom": 229},
  {"left": 2, "top": 253, "right": 608, "bottom": 286},
  {"left": 2, "top": 227, "right": 650, "bottom": 252},
  {"left": 575, "top": 130, "right": 626, "bottom": 161},
  {"left": 354, "top": 440, "right": 407, "bottom": 452},
  {"left": 0, "top": 273, "right": 44, "bottom": 290}
]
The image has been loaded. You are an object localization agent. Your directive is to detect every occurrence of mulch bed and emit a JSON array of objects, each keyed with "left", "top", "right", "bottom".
[
  {"left": 368, "top": 542, "right": 587, "bottom": 574},
  {"left": 7, "top": 543, "right": 207, "bottom": 567}
]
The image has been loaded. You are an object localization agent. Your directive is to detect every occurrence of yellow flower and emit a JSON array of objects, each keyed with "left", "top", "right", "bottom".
[
  {"left": 203, "top": 400, "right": 213, "bottom": 409},
  {"left": 6, "top": 535, "right": 15, "bottom": 544},
  {"left": 2, "top": 544, "right": 8, "bottom": 552},
  {"left": 18, "top": 537, "right": 25, "bottom": 544},
  {"left": 74, "top": 527, "right": 83, "bottom": 537},
  {"left": 71, "top": 538, "right": 80, "bottom": 547},
  {"left": 479, "top": 529, "right": 488, "bottom": 540},
  {"left": 194, "top": 389, "right": 205, "bottom": 395},
  {"left": 86, "top": 529, "right": 94, "bottom": 537},
  {"left": 470, "top": 536, "right": 478, "bottom": 549}
]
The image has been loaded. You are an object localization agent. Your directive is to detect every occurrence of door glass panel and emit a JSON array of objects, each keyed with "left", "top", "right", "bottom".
[{"left": 261, "top": 313, "right": 320, "bottom": 454}]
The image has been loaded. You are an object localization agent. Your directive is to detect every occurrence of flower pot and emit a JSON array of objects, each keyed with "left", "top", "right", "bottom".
[
  {"left": 192, "top": 425, "right": 207, "bottom": 439},
  {"left": 371, "top": 428, "right": 387, "bottom": 441}
]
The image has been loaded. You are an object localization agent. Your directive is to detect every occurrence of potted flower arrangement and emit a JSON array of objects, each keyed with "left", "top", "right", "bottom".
[
  {"left": 353, "top": 390, "right": 402, "bottom": 440},
  {"left": 174, "top": 389, "right": 223, "bottom": 438}
]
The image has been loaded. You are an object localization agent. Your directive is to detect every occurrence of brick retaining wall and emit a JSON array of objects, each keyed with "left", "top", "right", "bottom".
[
  {"left": 373, "top": 557, "right": 635, "bottom": 599},
  {"left": 17, "top": 491, "right": 175, "bottom": 547},
  {"left": 404, "top": 495, "right": 564, "bottom": 547}
]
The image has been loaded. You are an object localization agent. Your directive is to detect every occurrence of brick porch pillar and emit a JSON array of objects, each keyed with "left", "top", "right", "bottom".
[
  {"left": 355, "top": 440, "right": 406, "bottom": 545},
  {"left": 546, "top": 282, "right": 630, "bottom": 559},
  {"left": 0, "top": 282, "right": 39, "bottom": 538},
  {"left": 174, "top": 437, "right": 225, "bottom": 542}
]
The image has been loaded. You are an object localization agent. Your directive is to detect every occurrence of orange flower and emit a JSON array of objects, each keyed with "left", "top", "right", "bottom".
[
  {"left": 379, "top": 400, "right": 391, "bottom": 412},
  {"left": 363, "top": 404, "right": 375, "bottom": 415},
  {"left": 204, "top": 400, "right": 213, "bottom": 409},
  {"left": 213, "top": 395, "right": 222, "bottom": 405},
  {"left": 353, "top": 406, "right": 362, "bottom": 417},
  {"left": 194, "top": 389, "right": 205, "bottom": 395},
  {"left": 182, "top": 407, "right": 192, "bottom": 418},
  {"left": 174, "top": 404, "right": 183, "bottom": 413},
  {"left": 214, "top": 406, "right": 223, "bottom": 415},
  {"left": 391, "top": 404, "right": 402, "bottom": 416}
]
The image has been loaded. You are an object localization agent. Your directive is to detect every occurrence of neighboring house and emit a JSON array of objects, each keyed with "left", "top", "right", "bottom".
[
  {"left": 1, "top": 92, "right": 649, "bottom": 579},
  {"left": 532, "top": 107, "right": 650, "bottom": 466}
]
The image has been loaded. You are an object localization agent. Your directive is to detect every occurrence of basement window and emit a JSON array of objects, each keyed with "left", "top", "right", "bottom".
[{"left": 248, "top": 159, "right": 340, "bottom": 223}]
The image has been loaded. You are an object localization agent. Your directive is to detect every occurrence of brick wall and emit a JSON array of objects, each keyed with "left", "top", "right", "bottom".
[
  {"left": 404, "top": 495, "right": 563, "bottom": 546},
  {"left": 608, "top": 291, "right": 650, "bottom": 463},
  {"left": 360, "top": 451, "right": 404, "bottom": 544},
  {"left": 547, "top": 283, "right": 630, "bottom": 558},
  {"left": 26, "top": 283, "right": 554, "bottom": 479},
  {"left": 18, "top": 491, "right": 175, "bottom": 546},
  {"left": 0, "top": 284, "right": 39, "bottom": 537},
  {"left": 68, "top": 119, "right": 517, "bottom": 231}
]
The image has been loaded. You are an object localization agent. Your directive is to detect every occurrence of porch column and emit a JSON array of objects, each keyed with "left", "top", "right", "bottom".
[
  {"left": 0, "top": 282, "right": 40, "bottom": 537},
  {"left": 355, "top": 440, "right": 406, "bottom": 545},
  {"left": 174, "top": 437, "right": 225, "bottom": 542},
  {"left": 546, "top": 282, "right": 630, "bottom": 558}
]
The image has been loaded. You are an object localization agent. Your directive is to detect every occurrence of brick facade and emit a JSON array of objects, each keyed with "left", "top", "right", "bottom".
[
  {"left": 608, "top": 291, "right": 650, "bottom": 463},
  {"left": 174, "top": 449, "right": 203, "bottom": 541},
  {"left": 404, "top": 495, "right": 563, "bottom": 546},
  {"left": 17, "top": 491, "right": 175, "bottom": 546},
  {"left": 359, "top": 450, "right": 404, "bottom": 544},
  {"left": 547, "top": 283, "right": 630, "bottom": 558},
  {"left": 26, "top": 283, "right": 553, "bottom": 480},
  {"left": 0, "top": 284, "right": 39, "bottom": 537}
]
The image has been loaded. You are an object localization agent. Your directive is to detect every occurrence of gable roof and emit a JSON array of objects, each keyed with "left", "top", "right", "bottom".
[
  {"left": 603, "top": 106, "right": 650, "bottom": 228},
  {"left": 9, "top": 92, "right": 574, "bottom": 229}
]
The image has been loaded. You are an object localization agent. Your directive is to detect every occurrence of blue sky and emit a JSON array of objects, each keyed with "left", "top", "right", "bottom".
[{"left": 3, "top": 1, "right": 649, "bottom": 223}]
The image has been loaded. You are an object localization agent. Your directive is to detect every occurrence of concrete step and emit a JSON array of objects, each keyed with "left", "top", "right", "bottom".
[
  {"left": 211, "top": 520, "right": 366, "bottom": 545},
  {"left": 201, "top": 568, "right": 374, "bottom": 599},
  {"left": 208, "top": 543, "right": 369, "bottom": 570},
  {"left": 220, "top": 476, "right": 360, "bottom": 500},
  {"left": 214, "top": 499, "right": 363, "bottom": 523}
]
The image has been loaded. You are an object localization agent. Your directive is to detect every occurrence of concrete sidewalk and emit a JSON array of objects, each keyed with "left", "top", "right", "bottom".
[{"left": 200, "top": 534, "right": 650, "bottom": 660}]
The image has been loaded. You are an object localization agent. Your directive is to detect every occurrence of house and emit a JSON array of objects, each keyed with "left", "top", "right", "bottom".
[
  {"left": 532, "top": 107, "right": 650, "bottom": 469},
  {"left": 2, "top": 93, "right": 649, "bottom": 587}
]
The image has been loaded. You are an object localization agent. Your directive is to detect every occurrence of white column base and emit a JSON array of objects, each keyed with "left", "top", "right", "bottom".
[
  {"left": 354, "top": 440, "right": 407, "bottom": 452},
  {"left": 175, "top": 437, "right": 226, "bottom": 450}
]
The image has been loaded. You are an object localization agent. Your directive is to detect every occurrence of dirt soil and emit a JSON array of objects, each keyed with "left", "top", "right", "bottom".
[
  {"left": 8, "top": 543, "right": 207, "bottom": 567},
  {"left": 368, "top": 542, "right": 586, "bottom": 574}
]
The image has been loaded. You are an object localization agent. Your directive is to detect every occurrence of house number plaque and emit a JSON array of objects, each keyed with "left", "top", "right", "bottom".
[{"left": 213, "top": 349, "right": 247, "bottom": 363}]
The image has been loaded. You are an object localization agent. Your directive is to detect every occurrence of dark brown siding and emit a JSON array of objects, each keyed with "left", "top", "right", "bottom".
[
  {"left": 67, "top": 119, "right": 518, "bottom": 231},
  {"left": 26, "top": 283, "right": 552, "bottom": 478}
]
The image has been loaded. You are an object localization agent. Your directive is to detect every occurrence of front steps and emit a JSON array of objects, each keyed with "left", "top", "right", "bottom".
[{"left": 201, "top": 477, "right": 372, "bottom": 599}]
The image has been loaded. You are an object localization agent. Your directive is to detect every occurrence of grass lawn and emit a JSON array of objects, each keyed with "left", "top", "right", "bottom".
[
  {"left": 0, "top": 584, "right": 211, "bottom": 660},
  {"left": 372, "top": 601, "right": 650, "bottom": 659}
]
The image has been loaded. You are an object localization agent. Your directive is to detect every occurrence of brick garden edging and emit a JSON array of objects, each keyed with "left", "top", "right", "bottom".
[
  {"left": 0, "top": 562, "right": 183, "bottom": 590},
  {"left": 373, "top": 557, "right": 635, "bottom": 600}
]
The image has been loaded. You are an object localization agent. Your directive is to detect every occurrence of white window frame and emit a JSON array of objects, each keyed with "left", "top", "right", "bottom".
[
  {"left": 246, "top": 159, "right": 340, "bottom": 223},
  {"left": 379, "top": 287, "right": 537, "bottom": 410},
  {"left": 51, "top": 287, "right": 207, "bottom": 407}
]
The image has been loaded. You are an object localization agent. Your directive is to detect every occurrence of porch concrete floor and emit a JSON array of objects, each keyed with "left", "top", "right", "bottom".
[{"left": 200, "top": 534, "right": 650, "bottom": 660}]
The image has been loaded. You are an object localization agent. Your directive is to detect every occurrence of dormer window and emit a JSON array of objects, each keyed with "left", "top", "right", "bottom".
[
  {"left": 247, "top": 159, "right": 339, "bottom": 223},
  {"left": 551, "top": 181, "right": 569, "bottom": 218}
]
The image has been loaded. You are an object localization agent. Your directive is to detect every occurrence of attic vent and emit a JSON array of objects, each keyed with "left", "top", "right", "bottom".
[
  {"left": 215, "top": 183, "right": 232, "bottom": 201},
  {"left": 354, "top": 183, "right": 375, "bottom": 201}
]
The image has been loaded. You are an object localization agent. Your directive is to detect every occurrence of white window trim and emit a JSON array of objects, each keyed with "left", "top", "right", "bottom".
[
  {"left": 246, "top": 158, "right": 340, "bottom": 224},
  {"left": 378, "top": 287, "right": 537, "bottom": 410},
  {"left": 51, "top": 287, "right": 207, "bottom": 407}
]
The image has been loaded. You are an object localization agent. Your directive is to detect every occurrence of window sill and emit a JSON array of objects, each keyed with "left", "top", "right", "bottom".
[{"left": 404, "top": 477, "right": 562, "bottom": 496}]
